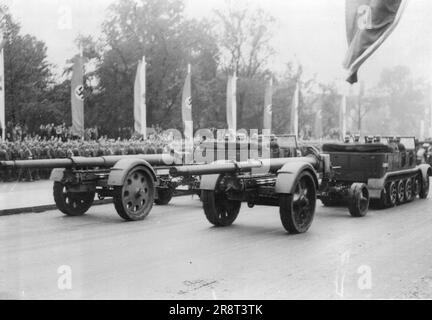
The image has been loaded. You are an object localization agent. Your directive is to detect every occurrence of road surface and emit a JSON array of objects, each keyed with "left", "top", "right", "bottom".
[{"left": 1, "top": 193, "right": 432, "bottom": 300}]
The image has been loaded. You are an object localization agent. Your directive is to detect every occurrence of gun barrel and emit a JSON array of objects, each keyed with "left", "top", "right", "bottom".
[
  {"left": 0, "top": 154, "right": 175, "bottom": 170},
  {"left": 170, "top": 157, "right": 319, "bottom": 177}
]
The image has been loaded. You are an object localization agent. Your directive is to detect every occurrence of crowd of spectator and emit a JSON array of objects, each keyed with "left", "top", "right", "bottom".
[
  {"left": 0, "top": 131, "right": 174, "bottom": 182},
  {"left": 2, "top": 121, "right": 105, "bottom": 143}
]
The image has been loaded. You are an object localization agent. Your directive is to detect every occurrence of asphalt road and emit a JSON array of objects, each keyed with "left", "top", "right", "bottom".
[{"left": 1, "top": 192, "right": 432, "bottom": 300}]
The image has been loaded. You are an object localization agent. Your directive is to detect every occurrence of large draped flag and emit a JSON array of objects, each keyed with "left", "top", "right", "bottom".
[
  {"left": 290, "top": 81, "right": 300, "bottom": 137},
  {"left": 343, "top": 0, "right": 408, "bottom": 84},
  {"left": 226, "top": 71, "right": 237, "bottom": 133},
  {"left": 263, "top": 78, "right": 273, "bottom": 132},
  {"left": 181, "top": 64, "right": 193, "bottom": 140},
  {"left": 71, "top": 54, "right": 84, "bottom": 137},
  {"left": 134, "top": 57, "right": 147, "bottom": 138}
]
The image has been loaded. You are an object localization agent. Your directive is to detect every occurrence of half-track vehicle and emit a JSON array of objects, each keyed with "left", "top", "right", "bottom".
[{"left": 319, "top": 136, "right": 431, "bottom": 215}]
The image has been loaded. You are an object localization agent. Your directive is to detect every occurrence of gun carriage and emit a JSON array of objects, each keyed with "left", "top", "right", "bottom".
[{"left": 0, "top": 154, "right": 180, "bottom": 221}]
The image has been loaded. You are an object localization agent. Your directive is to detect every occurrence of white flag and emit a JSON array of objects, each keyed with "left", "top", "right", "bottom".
[
  {"left": 263, "top": 78, "right": 273, "bottom": 132},
  {"left": 71, "top": 54, "right": 84, "bottom": 137},
  {"left": 134, "top": 57, "right": 147, "bottom": 138},
  {"left": 226, "top": 71, "right": 237, "bottom": 133},
  {"left": 0, "top": 33, "right": 5, "bottom": 141}
]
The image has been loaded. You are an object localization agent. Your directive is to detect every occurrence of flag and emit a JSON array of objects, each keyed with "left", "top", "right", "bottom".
[
  {"left": 0, "top": 33, "right": 4, "bottom": 141},
  {"left": 226, "top": 71, "right": 237, "bottom": 133},
  {"left": 134, "top": 57, "right": 147, "bottom": 138},
  {"left": 71, "top": 54, "right": 84, "bottom": 137},
  {"left": 181, "top": 64, "right": 193, "bottom": 140},
  {"left": 263, "top": 78, "right": 273, "bottom": 132},
  {"left": 343, "top": 0, "right": 408, "bottom": 84},
  {"left": 0, "top": 15, "right": 7, "bottom": 140},
  {"left": 290, "top": 81, "right": 300, "bottom": 137}
]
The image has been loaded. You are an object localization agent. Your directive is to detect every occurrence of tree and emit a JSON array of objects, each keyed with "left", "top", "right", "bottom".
[
  {"left": 368, "top": 66, "right": 428, "bottom": 136},
  {"left": 88, "top": 0, "right": 220, "bottom": 134},
  {"left": 213, "top": 4, "right": 275, "bottom": 128},
  {"left": 1, "top": 5, "right": 52, "bottom": 131}
]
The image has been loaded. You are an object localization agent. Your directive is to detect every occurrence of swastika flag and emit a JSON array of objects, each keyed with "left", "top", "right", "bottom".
[
  {"left": 263, "top": 78, "right": 273, "bottom": 132},
  {"left": 181, "top": 65, "right": 192, "bottom": 140},
  {"left": 343, "top": 0, "right": 407, "bottom": 84},
  {"left": 71, "top": 54, "right": 84, "bottom": 137}
]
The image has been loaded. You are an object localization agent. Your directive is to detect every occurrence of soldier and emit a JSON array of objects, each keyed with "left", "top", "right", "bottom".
[
  {"left": 0, "top": 145, "right": 12, "bottom": 182},
  {"left": 31, "top": 144, "right": 42, "bottom": 181},
  {"left": 18, "top": 147, "right": 33, "bottom": 182}
]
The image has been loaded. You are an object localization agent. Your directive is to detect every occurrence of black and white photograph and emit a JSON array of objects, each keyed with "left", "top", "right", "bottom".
[{"left": 0, "top": 0, "right": 431, "bottom": 303}]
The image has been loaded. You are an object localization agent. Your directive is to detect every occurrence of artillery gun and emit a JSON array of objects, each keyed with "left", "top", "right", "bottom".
[
  {"left": 170, "top": 155, "right": 326, "bottom": 234},
  {"left": 0, "top": 154, "right": 180, "bottom": 221}
]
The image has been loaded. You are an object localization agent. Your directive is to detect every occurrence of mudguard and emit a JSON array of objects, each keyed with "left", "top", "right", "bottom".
[
  {"left": 418, "top": 164, "right": 432, "bottom": 181},
  {"left": 199, "top": 174, "right": 223, "bottom": 191},
  {"left": 50, "top": 168, "right": 65, "bottom": 182},
  {"left": 275, "top": 162, "right": 318, "bottom": 194},
  {"left": 107, "top": 158, "right": 157, "bottom": 186}
]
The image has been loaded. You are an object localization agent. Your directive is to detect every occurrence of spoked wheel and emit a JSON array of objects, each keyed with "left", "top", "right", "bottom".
[
  {"left": 413, "top": 175, "right": 421, "bottom": 198},
  {"left": 419, "top": 173, "right": 430, "bottom": 199},
  {"left": 280, "top": 171, "right": 316, "bottom": 234},
  {"left": 53, "top": 182, "right": 95, "bottom": 216},
  {"left": 201, "top": 190, "right": 241, "bottom": 227},
  {"left": 113, "top": 167, "right": 155, "bottom": 221},
  {"left": 387, "top": 181, "right": 397, "bottom": 207},
  {"left": 154, "top": 188, "right": 174, "bottom": 205},
  {"left": 404, "top": 179, "right": 414, "bottom": 202},
  {"left": 348, "top": 183, "right": 369, "bottom": 217},
  {"left": 397, "top": 180, "right": 405, "bottom": 204}
]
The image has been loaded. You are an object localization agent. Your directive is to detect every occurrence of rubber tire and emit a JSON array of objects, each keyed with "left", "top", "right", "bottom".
[
  {"left": 404, "top": 179, "right": 414, "bottom": 202},
  {"left": 419, "top": 174, "right": 430, "bottom": 199},
  {"left": 201, "top": 190, "right": 241, "bottom": 227},
  {"left": 53, "top": 182, "right": 95, "bottom": 216},
  {"left": 348, "top": 183, "right": 369, "bottom": 217},
  {"left": 113, "top": 168, "right": 155, "bottom": 221},
  {"left": 154, "top": 188, "right": 174, "bottom": 206},
  {"left": 387, "top": 182, "right": 397, "bottom": 207},
  {"left": 396, "top": 180, "right": 405, "bottom": 204},
  {"left": 279, "top": 171, "right": 316, "bottom": 234}
]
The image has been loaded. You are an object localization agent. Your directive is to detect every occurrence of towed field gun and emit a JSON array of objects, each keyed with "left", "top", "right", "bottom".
[
  {"left": 170, "top": 156, "right": 322, "bottom": 234},
  {"left": 0, "top": 154, "right": 186, "bottom": 221}
]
